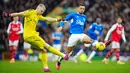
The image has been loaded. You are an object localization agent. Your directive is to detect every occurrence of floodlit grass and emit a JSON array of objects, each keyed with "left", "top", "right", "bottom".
[{"left": 0, "top": 60, "right": 130, "bottom": 73}]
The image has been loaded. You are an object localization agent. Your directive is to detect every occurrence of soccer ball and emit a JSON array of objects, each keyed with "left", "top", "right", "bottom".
[
  {"left": 96, "top": 42, "right": 106, "bottom": 51},
  {"left": 78, "top": 53, "right": 88, "bottom": 62}
]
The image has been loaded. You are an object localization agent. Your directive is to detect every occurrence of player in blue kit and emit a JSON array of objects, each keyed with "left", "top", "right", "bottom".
[
  {"left": 52, "top": 30, "right": 63, "bottom": 61},
  {"left": 73, "top": 18, "right": 103, "bottom": 63},
  {"left": 56, "top": 4, "right": 100, "bottom": 70}
]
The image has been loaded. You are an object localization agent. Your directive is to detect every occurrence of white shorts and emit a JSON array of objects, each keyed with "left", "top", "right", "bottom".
[
  {"left": 67, "top": 34, "right": 86, "bottom": 47},
  {"left": 112, "top": 41, "right": 120, "bottom": 48},
  {"left": 53, "top": 44, "right": 61, "bottom": 51},
  {"left": 9, "top": 40, "right": 19, "bottom": 46},
  {"left": 84, "top": 40, "right": 98, "bottom": 47},
  {"left": 24, "top": 42, "right": 31, "bottom": 49}
]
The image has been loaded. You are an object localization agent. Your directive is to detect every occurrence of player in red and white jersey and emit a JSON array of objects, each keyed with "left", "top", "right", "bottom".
[
  {"left": 102, "top": 17, "right": 126, "bottom": 64},
  {"left": 7, "top": 16, "right": 23, "bottom": 63}
]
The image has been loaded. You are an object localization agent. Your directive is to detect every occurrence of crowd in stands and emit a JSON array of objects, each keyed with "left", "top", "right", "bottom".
[{"left": 0, "top": 0, "right": 130, "bottom": 55}]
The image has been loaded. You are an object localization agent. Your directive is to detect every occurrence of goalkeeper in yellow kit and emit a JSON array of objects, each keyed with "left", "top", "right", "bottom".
[{"left": 2, "top": 4, "right": 69, "bottom": 72}]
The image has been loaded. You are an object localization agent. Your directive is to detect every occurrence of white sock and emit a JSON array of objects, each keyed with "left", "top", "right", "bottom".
[
  {"left": 58, "top": 51, "right": 73, "bottom": 62},
  {"left": 68, "top": 51, "right": 73, "bottom": 57},
  {"left": 52, "top": 54, "right": 56, "bottom": 61},
  {"left": 104, "top": 58, "right": 107, "bottom": 60},
  {"left": 55, "top": 55, "right": 59, "bottom": 61},
  {"left": 117, "top": 59, "right": 122, "bottom": 62},
  {"left": 74, "top": 49, "right": 84, "bottom": 58},
  {"left": 87, "top": 51, "right": 96, "bottom": 61},
  {"left": 92, "top": 41, "right": 98, "bottom": 46},
  {"left": 58, "top": 56, "right": 62, "bottom": 62},
  {"left": 44, "top": 67, "right": 49, "bottom": 69}
]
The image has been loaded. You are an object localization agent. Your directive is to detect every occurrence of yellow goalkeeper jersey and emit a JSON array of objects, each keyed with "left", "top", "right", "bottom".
[{"left": 22, "top": 9, "right": 46, "bottom": 39}]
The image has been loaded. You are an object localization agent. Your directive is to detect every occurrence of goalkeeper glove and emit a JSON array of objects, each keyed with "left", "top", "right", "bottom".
[
  {"left": 2, "top": 12, "right": 11, "bottom": 18},
  {"left": 57, "top": 18, "right": 65, "bottom": 22}
]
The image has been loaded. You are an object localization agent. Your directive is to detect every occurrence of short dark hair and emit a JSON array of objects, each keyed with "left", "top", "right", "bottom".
[
  {"left": 78, "top": 3, "right": 85, "bottom": 7},
  {"left": 116, "top": 16, "right": 122, "bottom": 20}
]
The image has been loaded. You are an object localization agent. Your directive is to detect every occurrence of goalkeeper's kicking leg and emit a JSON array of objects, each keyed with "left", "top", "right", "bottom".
[
  {"left": 25, "top": 36, "right": 69, "bottom": 72},
  {"left": 43, "top": 43, "right": 69, "bottom": 72}
]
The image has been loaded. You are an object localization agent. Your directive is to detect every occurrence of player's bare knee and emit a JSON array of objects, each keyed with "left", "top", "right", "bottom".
[
  {"left": 83, "top": 36, "right": 94, "bottom": 44},
  {"left": 83, "top": 38, "right": 93, "bottom": 44},
  {"left": 90, "top": 39, "right": 94, "bottom": 43},
  {"left": 83, "top": 36, "right": 93, "bottom": 44},
  {"left": 66, "top": 47, "right": 73, "bottom": 53},
  {"left": 42, "top": 49, "right": 47, "bottom": 53},
  {"left": 13, "top": 46, "right": 17, "bottom": 50},
  {"left": 91, "top": 47, "right": 96, "bottom": 50},
  {"left": 116, "top": 48, "right": 120, "bottom": 51},
  {"left": 44, "top": 43, "right": 50, "bottom": 49},
  {"left": 111, "top": 49, "right": 115, "bottom": 52}
]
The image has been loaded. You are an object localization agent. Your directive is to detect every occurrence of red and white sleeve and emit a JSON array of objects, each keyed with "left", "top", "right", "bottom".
[
  {"left": 121, "top": 28, "right": 126, "bottom": 43},
  {"left": 7, "top": 23, "right": 11, "bottom": 34},
  {"left": 104, "top": 24, "right": 117, "bottom": 41}
]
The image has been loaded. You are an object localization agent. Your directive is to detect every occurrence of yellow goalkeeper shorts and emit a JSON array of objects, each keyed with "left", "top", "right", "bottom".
[{"left": 24, "top": 35, "right": 46, "bottom": 49}]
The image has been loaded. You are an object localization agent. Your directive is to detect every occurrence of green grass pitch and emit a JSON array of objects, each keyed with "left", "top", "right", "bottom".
[{"left": 0, "top": 60, "right": 130, "bottom": 73}]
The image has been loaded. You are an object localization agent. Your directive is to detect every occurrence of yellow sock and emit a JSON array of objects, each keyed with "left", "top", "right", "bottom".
[
  {"left": 48, "top": 46, "right": 64, "bottom": 57},
  {"left": 42, "top": 52, "right": 48, "bottom": 68}
]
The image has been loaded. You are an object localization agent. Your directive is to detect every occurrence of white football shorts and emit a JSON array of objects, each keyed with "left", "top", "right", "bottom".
[
  {"left": 84, "top": 40, "right": 98, "bottom": 47},
  {"left": 67, "top": 34, "right": 86, "bottom": 47},
  {"left": 111, "top": 41, "right": 120, "bottom": 48},
  {"left": 9, "top": 40, "right": 19, "bottom": 46},
  {"left": 24, "top": 42, "right": 31, "bottom": 49}
]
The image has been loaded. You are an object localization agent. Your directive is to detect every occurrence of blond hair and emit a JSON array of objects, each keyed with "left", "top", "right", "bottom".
[{"left": 37, "top": 4, "right": 46, "bottom": 9}]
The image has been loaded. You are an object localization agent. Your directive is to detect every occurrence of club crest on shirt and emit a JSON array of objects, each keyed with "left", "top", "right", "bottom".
[{"left": 116, "top": 29, "right": 122, "bottom": 34}]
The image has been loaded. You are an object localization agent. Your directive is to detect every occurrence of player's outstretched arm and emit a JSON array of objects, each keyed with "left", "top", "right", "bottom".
[
  {"left": 2, "top": 11, "right": 26, "bottom": 18},
  {"left": 39, "top": 16, "right": 65, "bottom": 22},
  {"left": 10, "top": 12, "right": 24, "bottom": 17},
  {"left": 39, "top": 16, "right": 58, "bottom": 22},
  {"left": 44, "top": 17, "right": 58, "bottom": 22},
  {"left": 39, "top": 12, "right": 73, "bottom": 22},
  {"left": 88, "top": 25, "right": 97, "bottom": 35}
]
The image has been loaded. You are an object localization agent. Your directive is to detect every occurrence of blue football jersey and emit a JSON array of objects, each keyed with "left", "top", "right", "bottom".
[
  {"left": 59, "top": 12, "right": 87, "bottom": 34},
  {"left": 88, "top": 23, "right": 103, "bottom": 40},
  {"left": 52, "top": 32, "right": 63, "bottom": 44}
]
